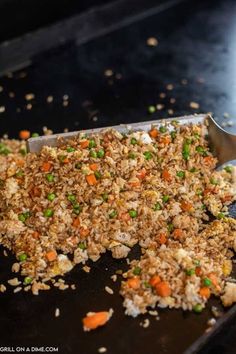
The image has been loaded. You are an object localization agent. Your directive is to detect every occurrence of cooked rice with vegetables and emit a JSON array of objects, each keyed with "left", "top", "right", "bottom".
[{"left": 0, "top": 118, "right": 236, "bottom": 318}]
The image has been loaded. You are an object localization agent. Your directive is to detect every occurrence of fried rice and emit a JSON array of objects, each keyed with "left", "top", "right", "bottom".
[{"left": 0, "top": 118, "right": 236, "bottom": 315}]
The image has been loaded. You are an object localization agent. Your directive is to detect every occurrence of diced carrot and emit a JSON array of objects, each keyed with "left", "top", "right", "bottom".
[
  {"left": 208, "top": 273, "right": 218, "bottom": 287},
  {"left": 46, "top": 250, "right": 57, "bottom": 262},
  {"left": 129, "top": 180, "right": 141, "bottom": 188},
  {"left": 162, "top": 169, "right": 172, "bottom": 182},
  {"left": 89, "top": 163, "right": 98, "bottom": 171},
  {"left": 103, "top": 135, "right": 110, "bottom": 143},
  {"left": 63, "top": 158, "right": 69, "bottom": 164},
  {"left": 80, "top": 140, "right": 89, "bottom": 149},
  {"left": 32, "top": 231, "right": 40, "bottom": 239},
  {"left": 137, "top": 168, "right": 147, "bottom": 180},
  {"left": 203, "top": 188, "right": 212, "bottom": 196},
  {"left": 221, "top": 195, "right": 232, "bottom": 202},
  {"left": 31, "top": 186, "right": 41, "bottom": 197},
  {"left": 67, "top": 236, "right": 78, "bottom": 246},
  {"left": 16, "top": 159, "right": 25, "bottom": 167},
  {"left": 181, "top": 201, "right": 193, "bottom": 212},
  {"left": 41, "top": 162, "right": 52, "bottom": 172},
  {"left": 86, "top": 174, "right": 97, "bottom": 185},
  {"left": 72, "top": 217, "right": 80, "bottom": 227},
  {"left": 203, "top": 156, "right": 215, "bottom": 165},
  {"left": 120, "top": 212, "right": 131, "bottom": 222},
  {"left": 159, "top": 232, "right": 167, "bottom": 244},
  {"left": 127, "top": 277, "right": 140, "bottom": 289},
  {"left": 195, "top": 267, "right": 202, "bottom": 276},
  {"left": 160, "top": 136, "right": 171, "bottom": 145},
  {"left": 83, "top": 311, "right": 110, "bottom": 331},
  {"left": 149, "top": 275, "right": 161, "bottom": 287},
  {"left": 149, "top": 128, "right": 159, "bottom": 138},
  {"left": 19, "top": 130, "right": 30, "bottom": 140},
  {"left": 155, "top": 281, "right": 171, "bottom": 297},
  {"left": 199, "top": 287, "right": 211, "bottom": 299},
  {"left": 173, "top": 228, "right": 183, "bottom": 239},
  {"left": 80, "top": 227, "right": 90, "bottom": 238}
]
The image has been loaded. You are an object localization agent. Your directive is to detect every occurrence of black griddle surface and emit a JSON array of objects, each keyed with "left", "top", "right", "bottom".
[{"left": 0, "top": 0, "right": 236, "bottom": 353}]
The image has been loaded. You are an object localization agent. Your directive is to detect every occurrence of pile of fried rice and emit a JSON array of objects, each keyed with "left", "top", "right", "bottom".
[{"left": 0, "top": 117, "right": 236, "bottom": 316}]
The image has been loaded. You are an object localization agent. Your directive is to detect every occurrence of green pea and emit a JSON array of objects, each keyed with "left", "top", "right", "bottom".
[
  {"left": 153, "top": 202, "right": 162, "bottom": 211},
  {"left": 94, "top": 171, "right": 102, "bottom": 179},
  {"left": 78, "top": 242, "right": 87, "bottom": 251},
  {"left": 167, "top": 223, "right": 174, "bottom": 232},
  {"left": 90, "top": 150, "right": 97, "bottom": 158},
  {"left": 67, "top": 194, "right": 76, "bottom": 203},
  {"left": 46, "top": 174, "right": 54, "bottom": 182},
  {"left": 203, "top": 278, "right": 212, "bottom": 287},
  {"left": 128, "top": 152, "right": 136, "bottom": 159},
  {"left": 182, "top": 141, "right": 190, "bottom": 160},
  {"left": 185, "top": 138, "right": 193, "bottom": 144},
  {"left": 217, "top": 212, "right": 225, "bottom": 219},
  {"left": 47, "top": 193, "right": 56, "bottom": 201},
  {"left": 0, "top": 147, "right": 11, "bottom": 155},
  {"left": 144, "top": 281, "right": 151, "bottom": 288},
  {"left": 170, "top": 131, "right": 176, "bottom": 140},
  {"left": 193, "top": 304, "right": 203, "bottom": 313},
  {"left": 133, "top": 266, "right": 141, "bottom": 275},
  {"left": 18, "top": 213, "right": 26, "bottom": 223},
  {"left": 0, "top": 143, "right": 11, "bottom": 155},
  {"left": 89, "top": 139, "right": 96, "bottom": 148},
  {"left": 43, "top": 209, "right": 54, "bottom": 217},
  {"left": 18, "top": 212, "right": 30, "bottom": 223},
  {"left": 159, "top": 126, "right": 167, "bottom": 133},
  {"left": 131, "top": 137, "right": 137, "bottom": 145},
  {"left": 75, "top": 162, "right": 82, "bottom": 169},
  {"left": 23, "top": 211, "right": 31, "bottom": 219},
  {"left": 97, "top": 149, "right": 105, "bottom": 158},
  {"left": 67, "top": 147, "right": 75, "bottom": 153},
  {"left": 196, "top": 189, "right": 203, "bottom": 196},
  {"left": 189, "top": 167, "right": 197, "bottom": 173},
  {"left": 210, "top": 178, "right": 218, "bottom": 185},
  {"left": 102, "top": 193, "right": 109, "bottom": 202},
  {"left": 19, "top": 148, "right": 27, "bottom": 156},
  {"left": 196, "top": 146, "right": 207, "bottom": 156},
  {"left": 58, "top": 155, "right": 67, "bottom": 163},
  {"left": 148, "top": 105, "right": 156, "bottom": 114},
  {"left": 73, "top": 203, "right": 82, "bottom": 215},
  {"left": 143, "top": 151, "right": 152, "bottom": 160},
  {"left": 186, "top": 269, "right": 195, "bottom": 276},
  {"left": 31, "top": 133, "right": 39, "bottom": 138},
  {"left": 193, "top": 132, "right": 200, "bottom": 139},
  {"left": 129, "top": 210, "right": 138, "bottom": 218},
  {"left": 109, "top": 210, "right": 117, "bottom": 219},
  {"left": 224, "top": 166, "right": 233, "bottom": 173},
  {"left": 18, "top": 253, "right": 27, "bottom": 262},
  {"left": 15, "top": 170, "right": 24, "bottom": 178},
  {"left": 24, "top": 276, "right": 33, "bottom": 285},
  {"left": 162, "top": 195, "right": 169, "bottom": 203},
  {"left": 176, "top": 171, "right": 185, "bottom": 179}
]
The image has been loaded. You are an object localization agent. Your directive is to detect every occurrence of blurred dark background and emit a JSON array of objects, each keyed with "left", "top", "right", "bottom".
[
  {"left": 0, "top": 0, "right": 236, "bottom": 353},
  {"left": 0, "top": 0, "right": 113, "bottom": 42}
]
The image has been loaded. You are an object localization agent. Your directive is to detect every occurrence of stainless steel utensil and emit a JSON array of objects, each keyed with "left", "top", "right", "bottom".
[{"left": 27, "top": 113, "right": 236, "bottom": 166}]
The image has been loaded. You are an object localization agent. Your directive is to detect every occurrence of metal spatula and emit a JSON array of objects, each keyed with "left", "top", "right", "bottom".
[{"left": 27, "top": 113, "right": 236, "bottom": 167}]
